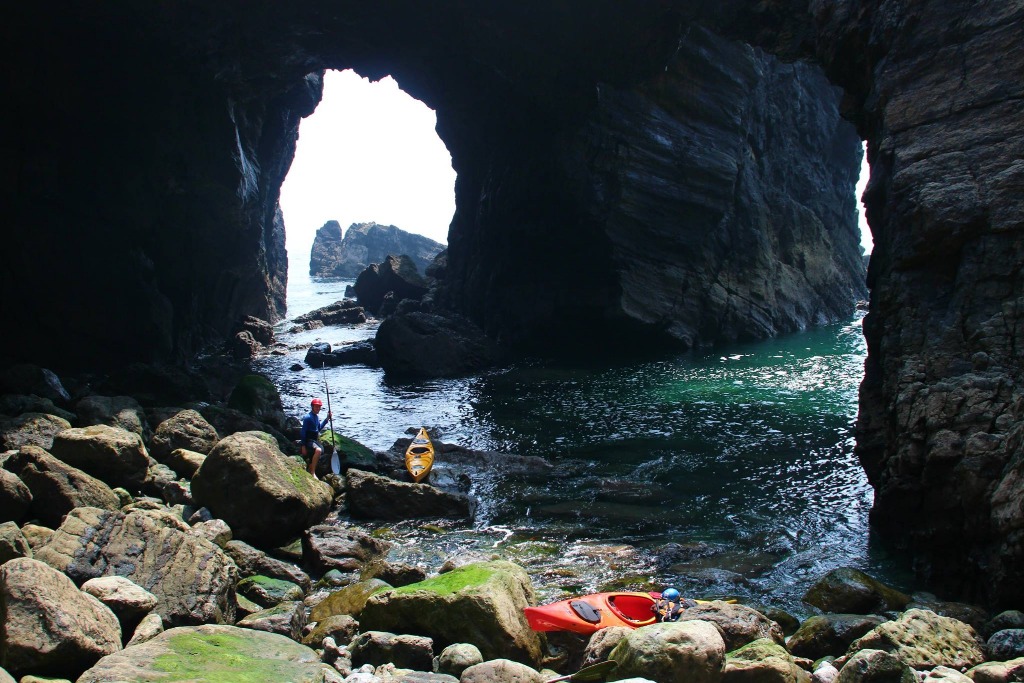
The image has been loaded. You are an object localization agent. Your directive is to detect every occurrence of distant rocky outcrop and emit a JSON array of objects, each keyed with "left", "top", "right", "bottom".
[
  {"left": 309, "top": 221, "right": 445, "bottom": 279},
  {"left": 352, "top": 255, "right": 430, "bottom": 317}
]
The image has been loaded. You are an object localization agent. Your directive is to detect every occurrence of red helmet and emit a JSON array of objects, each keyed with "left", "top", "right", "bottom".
[{"left": 311, "top": 398, "right": 323, "bottom": 408}]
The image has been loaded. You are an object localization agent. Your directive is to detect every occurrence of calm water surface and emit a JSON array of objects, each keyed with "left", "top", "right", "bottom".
[{"left": 257, "top": 272, "right": 912, "bottom": 615}]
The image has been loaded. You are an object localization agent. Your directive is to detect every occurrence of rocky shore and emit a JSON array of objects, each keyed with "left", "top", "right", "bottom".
[{"left": 1, "top": 359, "right": 1023, "bottom": 683}]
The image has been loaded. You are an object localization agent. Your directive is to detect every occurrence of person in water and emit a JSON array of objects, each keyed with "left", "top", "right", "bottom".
[
  {"left": 300, "top": 398, "right": 332, "bottom": 478},
  {"left": 652, "top": 587, "right": 696, "bottom": 622}
]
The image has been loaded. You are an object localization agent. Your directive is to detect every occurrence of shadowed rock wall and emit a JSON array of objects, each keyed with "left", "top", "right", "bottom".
[{"left": 4, "top": 1, "right": 1023, "bottom": 605}]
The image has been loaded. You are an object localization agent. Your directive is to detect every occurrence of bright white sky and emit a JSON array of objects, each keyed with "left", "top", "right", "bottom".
[
  {"left": 280, "top": 69, "right": 457, "bottom": 271},
  {"left": 280, "top": 69, "right": 873, "bottom": 266}
]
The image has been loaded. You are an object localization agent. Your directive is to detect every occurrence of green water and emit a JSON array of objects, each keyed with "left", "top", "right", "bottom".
[{"left": 263, "top": 302, "right": 913, "bottom": 615}]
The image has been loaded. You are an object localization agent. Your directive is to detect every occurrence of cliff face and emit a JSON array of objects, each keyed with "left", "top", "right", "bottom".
[
  {"left": 310, "top": 222, "right": 444, "bottom": 278},
  {"left": 440, "top": 26, "right": 866, "bottom": 351},
  {"left": 4, "top": 1, "right": 1024, "bottom": 604}
]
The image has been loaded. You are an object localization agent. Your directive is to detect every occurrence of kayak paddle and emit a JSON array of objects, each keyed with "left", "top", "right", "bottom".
[{"left": 546, "top": 660, "right": 618, "bottom": 683}]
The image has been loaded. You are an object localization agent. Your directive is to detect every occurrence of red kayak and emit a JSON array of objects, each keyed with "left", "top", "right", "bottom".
[{"left": 524, "top": 592, "right": 660, "bottom": 635}]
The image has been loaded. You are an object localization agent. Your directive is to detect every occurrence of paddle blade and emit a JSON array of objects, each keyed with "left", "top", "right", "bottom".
[{"left": 546, "top": 660, "right": 618, "bottom": 683}]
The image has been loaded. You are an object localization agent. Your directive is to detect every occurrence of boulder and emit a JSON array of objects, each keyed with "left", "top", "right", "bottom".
[
  {"left": 305, "top": 340, "right": 379, "bottom": 368},
  {"left": 190, "top": 431, "right": 333, "bottom": 548},
  {"left": 677, "top": 601, "right": 786, "bottom": 651},
  {"left": 293, "top": 299, "right": 367, "bottom": 326},
  {"left": 76, "top": 625, "right": 332, "bottom": 683},
  {"left": 460, "top": 659, "right": 545, "bottom": 683},
  {"left": 724, "top": 638, "right": 811, "bottom": 683},
  {"left": 74, "top": 395, "right": 148, "bottom": 439},
  {"left": 0, "top": 365, "right": 70, "bottom": 403},
  {"left": 149, "top": 409, "right": 219, "bottom": 460},
  {"left": 608, "top": 620, "right": 727, "bottom": 683},
  {"left": 48, "top": 424, "right": 150, "bottom": 491},
  {"left": 310, "top": 579, "right": 392, "bottom": 623},
  {"left": 584, "top": 627, "right": 632, "bottom": 667},
  {"left": 345, "top": 468, "right": 471, "bottom": 520},
  {"left": 435, "top": 643, "right": 483, "bottom": 678},
  {"left": 236, "top": 575, "right": 304, "bottom": 608},
  {"left": 0, "top": 412, "right": 72, "bottom": 451},
  {"left": 349, "top": 630, "right": 434, "bottom": 671},
  {"left": 0, "top": 521, "right": 31, "bottom": 563},
  {"left": 923, "top": 667, "right": 974, "bottom": 683},
  {"left": 144, "top": 462, "right": 192, "bottom": 505},
  {"left": 967, "top": 657, "right": 1024, "bottom": 683},
  {"left": 0, "top": 469, "right": 32, "bottom": 523},
  {"left": 33, "top": 506, "right": 237, "bottom": 626},
  {"left": 835, "top": 649, "right": 916, "bottom": 683},
  {"left": 803, "top": 568, "right": 910, "bottom": 615},
  {"left": 228, "top": 330, "right": 262, "bottom": 359},
  {"left": 984, "top": 612, "right": 1024, "bottom": 639},
  {"left": 353, "top": 254, "right": 430, "bottom": 315},
  {"left": 80, "top": 575, "right": 159, "bottom": 635},
  {"left": 302, "top": 614, "right": 359, "bottom": 648},
  {"left": 19, "top": 523, "right": 53, "bottom": 549},
  {"left": 227, "top": 374, "right": 286, "bottom": 429},
  {"left": 788, "top": 614, "right": 888, "bottom": 661},
  {"left": 302, "top": 524, "right": 391, "bottom": 574},
  {"left": 223, "top": 539, "right": 311, "bottom": 589},
  {"left": 987, "top": 630, "right": 1024, "bottom": 662},
  {"left": 846, "top": 609, "right": 985, "bottom": 671},
  {"left": 190, "top": 518, "right": 232, "bottom": 547},
  {"left": 358, "top": 561, "right": 543, "bottom": 665},
  {"left": 374, "top": 312, "right": 500, "bottom": 379},
  {"left": 235, "top": 315, "right": 275, "bottom": 346},
  {"left": 125, "top": 613, "right": 164, "bottom": 647},
  {"left": 0, "top": 394, "right": 74, "bottom": 422},
  {"left": 237, "top": 601, "right": 306, "bottom": 641},
  {"left": 4, "top": 445, "right": 120, "bottom": 526},
  {"left": 195, "top": 405, "right": 292, "bottom": 452},
  {"left": 0, "top": 557, "right": 121, "bottom": 678},
  {"left": 361, "top": 558, "right": 427, "bottom": 587},
  {"left": 165, "top": 447, "right": 206, "bottom": 478}
]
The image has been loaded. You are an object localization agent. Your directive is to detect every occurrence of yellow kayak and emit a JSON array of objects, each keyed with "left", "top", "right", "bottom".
[{"left": 405, "top": 427, "right": 434, "bottom": 483}]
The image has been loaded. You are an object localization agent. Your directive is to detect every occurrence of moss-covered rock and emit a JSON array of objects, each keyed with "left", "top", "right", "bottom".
[
  {"left": 788, "top": 614, "right": 887, "bottom": 661},
  {"left": 227, "top": 375, "right": 284, "bottom": 426},
  {"left": 236, "top": 575, "right": 304, "bottom": 608},
  {"left": 320, "top": 431, "right": 377, "bottom": 469},
  {"left": 358, "top": 560, "right": 543, "bottom": 665},
  {"left": 724, "top": 638, "right": 811, "bottom": 683},
  {"left": 310, "top": 579, "right": 392, "bottom": 623},
  {"left": 608, "top": 620, "right": 726, "bottom": 683},
  {"left": 77, "top": 625, "right": 332, "bottom": 682}
]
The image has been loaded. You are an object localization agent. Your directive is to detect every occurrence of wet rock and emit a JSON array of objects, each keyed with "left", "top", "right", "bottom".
[
  {"left": 346, "top": 468, "right": 471, "bottom": 520},
  {"left": 229, "top": 330, "right": 262, "bottom": 359},
  {"left": 293, "top": 299, "right": 367, "bottom": 326},
  {"left": 310, "top": 579, "right": 392, "bottom": 623},
  {"left": 460, "top": 659, "right": 545, "bottom": 683},
  {"left": 76, "top": 625, "right": 331, "bottom": 683},
  {"left": 236, "top": 315, "right": 275, "bottom": 346},
  {"left": 984, "top": 611, "right": 1024, "bottom": 639},
  {"left": 305, "top": 340, "right": 379, "bottom": 368},
  {"left": 0, "top": 394, "right": 75, "bottom": 422},
  {"left": 236, "top": 575, "right": 304, "bottom": 608},
  {"left": 74, "top": 395, "right": 148, "bottom": 439},
  {"left": 435, "top": 643, "right": 483, "bottom": 678},
  {"left": 0, "top": 469, "right": 32, "bottom": 523},
  {"left": 49, "top": 424, "right": 150, "bottom": 491},
  {"left": 191, "top": 431, "right": 332, "bottom": 548},
  {"left": 223, "top": 539, "right": 311, "bottom": 589},
  {"left": 724, "top": 638, "right": 811, "bottom": 683},
  {"left": 33, "top": 506, "right": 237, "bottom": 626},
  {"left": 302, "top": 614, "right": 359, "bottom": 648},
  {"left": 908, "top": 594, "right": 989, "bottom": 633},
  {"left": 678, "top": 601, "right": 786, "bottom": 651},
  {"left": 374, "top": 312, "right": 499, "bottom": 379},
  {"left": 0, "top": 521, "right": 31, "bottom": 563},
  {"left": 847, "top": 609, "right": 985, "bottom": 671},
  {"left": 787, "top": 614, "right": 888, "bottom": 661},
  {"left": 0, "top": 412, "right": 72, "bottom": 451},
  {"left": 803, "top": 568, "right": 910, "bottom": 615},
  {"left": 237, "top": 600, "right": 306, "bottom": 641},
  {"left": 987, "top": 630, "right": 1024, "bottom": 662},
  {"left": 302, "top": 524, "right": 391, "bottom": 574},
  {"left": 150, "top": 408, "right": 220, "bottom": 460},
  {"left": 4, "top": 445, "right": 120, "bottom": 526},
  {"left": 834, "top": 649, "right": 915, "bottom": 683},
  {"left": 608, "top": 620, "right": 726, "bottom": 683},
  {"left": 350, "top": 630, "right": 434, "bottom": 671},
  {"left": 358, "top": 561, "right": 543, "bottom": 665},
  {"left": 0, "top": 557, "right": 121, "bottom": 679}
]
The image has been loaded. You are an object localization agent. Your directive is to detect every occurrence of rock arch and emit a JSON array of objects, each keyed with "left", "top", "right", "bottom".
[{"left": 4, "top": 3, "right": 1022, "bottom": 604}]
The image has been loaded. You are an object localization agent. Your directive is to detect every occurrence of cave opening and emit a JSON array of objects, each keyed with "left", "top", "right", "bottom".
[{"left": 279, "top": 69, "right": 456, "bottom": 317}]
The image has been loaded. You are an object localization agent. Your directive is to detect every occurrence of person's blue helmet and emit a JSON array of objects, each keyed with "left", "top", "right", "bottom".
[{"left": 662, "top": 588, "right": 680, "bottom": 601}]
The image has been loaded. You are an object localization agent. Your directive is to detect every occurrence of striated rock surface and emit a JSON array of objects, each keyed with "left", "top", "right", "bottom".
[
  {"left": 310, "top": 220, "right": 444, "bottom": 279},
  {"left": 4, "top": 446, "right": 121, "bottom": 526}
]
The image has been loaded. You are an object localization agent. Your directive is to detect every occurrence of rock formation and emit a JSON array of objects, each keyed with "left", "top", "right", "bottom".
[
  {"left": 309, "top": 221, "right": 444, "bottom": 278},
  {"left": 4, "top": 2, "right": 1023, "bottom": 606}
]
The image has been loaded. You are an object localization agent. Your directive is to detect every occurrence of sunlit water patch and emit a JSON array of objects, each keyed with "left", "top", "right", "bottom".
[{"left": 260, "top": 274, "right": 911, "bottom": 615}]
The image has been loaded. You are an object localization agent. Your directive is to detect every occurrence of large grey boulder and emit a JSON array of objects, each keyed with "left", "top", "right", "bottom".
[
  {"left": 302, "top": 524, "right": 391, "bottom": 574},
  {"left": 149, "top": 408, "right": 219, "bottom": 460},
  {"left": 77, "top": 625, "right": 333, "bottom": 683},
  {"left": 803, "top": 568, "right": 910, "bottom": 615},
  {"left": 460, "top": 659, "right": 545, "bottom": 683},
  {"left": 358, "top": 561, "right": 543, "bottom": 665},
  {"left": 788, "top": 614, "right": 888, "bottom": 661},
  {"left": 33, "top": 506, "right": 237, "bottom": 626},
  {"left": 74, "top": 395, "right": 149, "bottom": 439},
  {"left": 987, "top": 629, "right": 1024, "bottom": 662},
  {"left": 846, "top": 609, "right": 985, "bottom": 671},
  {"left": 435, "top": 643, "right": 483, "bottom": 678},
  {"left": 48, "top": 424, "right": 150, "bottom": 491},
  {"left": 345, "top": 468, "right": 471, "bottom": 520},
  {"left": 0, "top": 557, "right": 121, "bottom": 678},
  {"left": 374, "top": 312, "right": 500, "bottom": 379},
  {"left": 724, "top": 638, "right": 811, "bottom": 683},
  {"left": 608, "top": 620, "right": 727, "bottom": 683},
  {"left": 0, "top": 412, "right": 72, "bottom": 452},
  {"left": 4, "top": 445, "right": 120, "bottom": 526},
  {"left": 191, "top": 431, "right": 332, "bottom": 547},
  {"left": 677, "top": 601, "right": 786, "bottom": 651},
  {"left": 81, "top": 575, "right": 159, "bottom": 636}
]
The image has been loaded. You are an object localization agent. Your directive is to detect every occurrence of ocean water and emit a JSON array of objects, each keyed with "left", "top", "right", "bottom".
[{"left": 257, "top": 270, "right": 912, "bottom": 615}]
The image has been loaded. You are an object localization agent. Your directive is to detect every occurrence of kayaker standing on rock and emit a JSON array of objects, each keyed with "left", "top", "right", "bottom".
[{"left": 300, "top": 398, "right": 331, "bottom": 478}]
